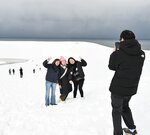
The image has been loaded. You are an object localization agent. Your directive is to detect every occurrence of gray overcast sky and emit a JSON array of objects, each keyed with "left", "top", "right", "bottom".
[{"left": 0, "top": 0, "right": 150, "bottom": 39}]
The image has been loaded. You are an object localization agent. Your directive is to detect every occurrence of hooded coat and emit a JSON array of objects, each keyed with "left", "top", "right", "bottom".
[{"left": 108, "top": 39, "right": 145, "bottom": 96}]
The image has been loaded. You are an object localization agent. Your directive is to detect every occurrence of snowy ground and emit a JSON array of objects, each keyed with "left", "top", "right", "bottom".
[{"left": 0, "top": 41, "right": 149, "bottom": 135}]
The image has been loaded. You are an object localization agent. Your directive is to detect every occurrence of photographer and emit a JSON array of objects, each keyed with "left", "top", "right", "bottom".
[{"left": 108, "top": 30, "right": 145, "bottom": 135}]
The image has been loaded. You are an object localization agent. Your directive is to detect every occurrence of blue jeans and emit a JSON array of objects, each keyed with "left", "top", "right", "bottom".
[{"left": 45, "top": 81, "right": 57, "bottom": 106}]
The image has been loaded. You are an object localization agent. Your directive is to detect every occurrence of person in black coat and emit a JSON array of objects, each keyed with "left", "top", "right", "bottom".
[
  {"left": 58, "top": 56, "right": 73, "bottom": 102},
  {"left": 108, "top": 30, "right": 145, "bottom": 135},
  {"left": 9, "top": 68, "right": 11, "bottom": 75},
  {"left": 19, "top": 67, "right": 23, "bottom": 78},
  {"left": 68, "top": 57, "right": 87, "bottom": 98},
  {"left": 43, "top": 57, "right": 60, "bottom": 106},
  {"left": 12, "top": 69, "right": 15, "bottom": 75}
]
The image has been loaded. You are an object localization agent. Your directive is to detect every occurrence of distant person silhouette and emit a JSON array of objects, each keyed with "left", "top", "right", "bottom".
[
  {"left": 19, "top": 67, "right": 23, "bottom": 78},
  {"left": 12, "top": 69, "right": 15, "bottom": 75},
  {"left": 33, "top": 69, "right": 35, "bottom": 73},
  {"left": 9, "top": 69, "right": 11, "bottom": 75}
]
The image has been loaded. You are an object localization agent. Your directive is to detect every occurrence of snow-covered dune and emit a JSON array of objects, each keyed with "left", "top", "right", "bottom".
[{"left": 0, "top": 41, "right": 149, "bottom": 135}]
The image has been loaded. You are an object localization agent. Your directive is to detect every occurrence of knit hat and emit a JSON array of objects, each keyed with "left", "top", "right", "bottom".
[
  {"left": 120, "top": 30, "right": 135, "bottom": 40},
  {"left": 60, "top": 56, "right": 66, "bottom": 62}
]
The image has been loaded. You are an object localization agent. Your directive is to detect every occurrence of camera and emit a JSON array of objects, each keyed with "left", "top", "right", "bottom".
[{"left": 115, "top": 42, "right": 120, "bottom": 50}]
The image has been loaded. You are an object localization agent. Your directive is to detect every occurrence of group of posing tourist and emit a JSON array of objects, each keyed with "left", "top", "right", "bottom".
[{"left": 43, "top": 56, "right": 87, "bottom": 106}]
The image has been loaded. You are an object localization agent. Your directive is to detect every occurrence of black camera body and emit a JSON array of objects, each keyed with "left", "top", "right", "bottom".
[{"left": 115, "top": 42, "right": 120, "bottom": 50}]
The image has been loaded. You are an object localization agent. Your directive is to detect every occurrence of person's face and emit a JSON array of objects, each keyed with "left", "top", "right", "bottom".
[
  {"left": 69, "top": 58, "right": 75, "bottom": 64},
  {"left": 55, "top": 60, "right": 60, "bottom": 66},
  {"left": 61, "top": 60, "right": 66, "bottom": 66}
]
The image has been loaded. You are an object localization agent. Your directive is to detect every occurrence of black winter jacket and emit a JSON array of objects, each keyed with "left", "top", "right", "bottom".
[
  {"left": 58, "top": 66, "right": 72, "bottom": 94},
  {"left": 43, "top": 60, "right": 59, "bottom": 83},
  {"left": 108, "top": 39, "right": 145, "bottom": 96},
  {"left": 68, "top": 59, "right": 87, "bottom": 82}
]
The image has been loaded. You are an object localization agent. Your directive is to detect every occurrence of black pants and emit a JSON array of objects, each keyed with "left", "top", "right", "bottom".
[
  {"left": 73, "top": 79, "right": 84, "bottom": 98},
  {"left": 60, "top": 93, "right": 68, "bottom": 101},
  {"left": 111, "top": 94, "right": 136, "bottom": 135}
]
